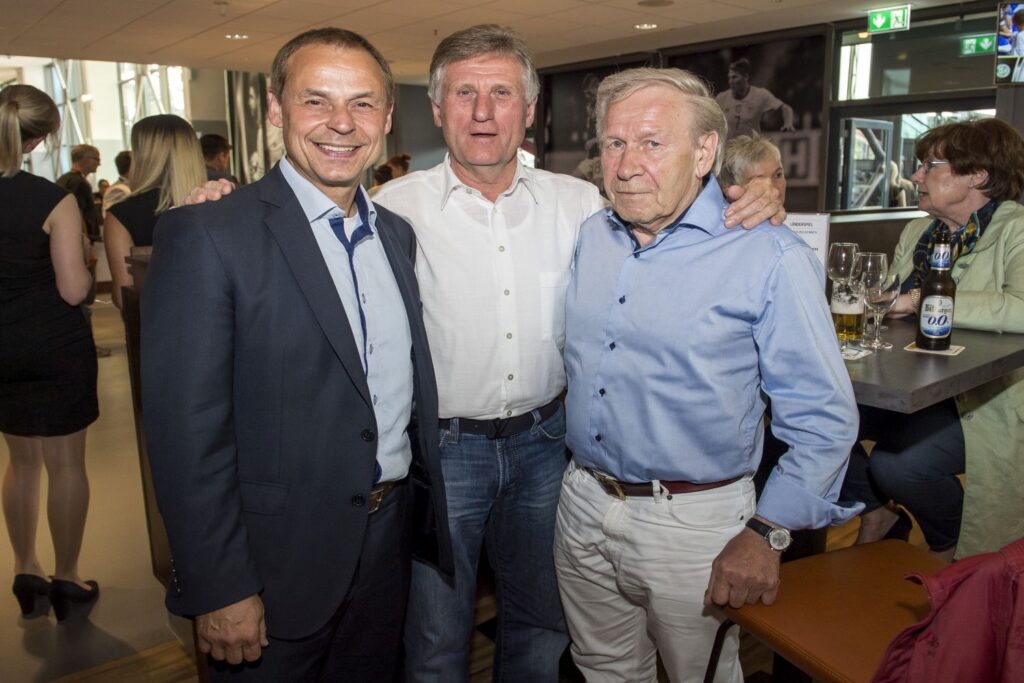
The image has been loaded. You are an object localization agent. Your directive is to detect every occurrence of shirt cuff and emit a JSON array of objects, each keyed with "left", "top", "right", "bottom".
[{"left": 755, "top": 473, "right": 864, "bottom": 530}]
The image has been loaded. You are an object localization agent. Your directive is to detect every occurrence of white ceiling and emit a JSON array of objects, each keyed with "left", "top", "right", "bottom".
[{"left": 0, "top": 0, "right": 957, "bottom": 81}]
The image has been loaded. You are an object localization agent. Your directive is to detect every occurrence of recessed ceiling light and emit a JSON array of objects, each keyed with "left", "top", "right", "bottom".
[
  {"left": 225, "top": 33, "right": 248, "bottom": 40},
  {"left": 635, "top": 23, "right": 659, "bottom": 30},
  {"left": 637, "top": 0, "right": 673, "bottom": 6}
]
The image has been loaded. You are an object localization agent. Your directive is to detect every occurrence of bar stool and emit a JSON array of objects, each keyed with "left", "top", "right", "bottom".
[{"left": 704, "top": 540, "right": 947, "bottom": 683}]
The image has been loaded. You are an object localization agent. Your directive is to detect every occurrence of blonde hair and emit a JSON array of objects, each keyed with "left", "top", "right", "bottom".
[
  {"left": 719, "top": 133, "right": 781, "bottom": 187},
  {"left": 595, "top": 68, "right": 727, "bottom": 173},
  {"left": 129, "top": 114, "right": 206, "bottom": 213},
  {"left": 0, "top": 85, "right": 61, "bottom": 178}
]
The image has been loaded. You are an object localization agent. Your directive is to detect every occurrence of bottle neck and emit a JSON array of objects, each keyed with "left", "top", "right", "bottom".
[{"left": 930, "top": 244, "right": 952, "bottom": 272}]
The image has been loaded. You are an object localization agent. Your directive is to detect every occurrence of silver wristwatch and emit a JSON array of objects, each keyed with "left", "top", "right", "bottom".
[{"left": 746, "top": 518, "right": 792, "bottom": 552}]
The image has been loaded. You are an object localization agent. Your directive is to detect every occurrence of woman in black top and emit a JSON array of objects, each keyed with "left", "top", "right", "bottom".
[
  {"left": 1, "top": 85, "right": 99, "bottom": 620},
  {"left": 104, "top": 114, "right": 205, "bottom": 309}
]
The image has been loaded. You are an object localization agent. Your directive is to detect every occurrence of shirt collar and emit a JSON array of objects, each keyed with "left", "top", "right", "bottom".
[
  {"left": 278, "top": 155, "right": 377, "bottom": 229},
  {"left": 603, "top": 174, "right": 729, "bottom": 246},
  {"left": 439, "top": 152, "right": 538, "bottom": 210}
]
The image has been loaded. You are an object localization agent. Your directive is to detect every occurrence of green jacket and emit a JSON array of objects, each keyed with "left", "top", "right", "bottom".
[{"left": 891, "top": 201, "right": 1024, "bottom": 558}]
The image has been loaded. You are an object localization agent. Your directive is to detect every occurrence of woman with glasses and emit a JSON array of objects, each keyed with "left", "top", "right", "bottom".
[
  {"left": 842, "top": 118, "right": 1024, "bottom": 561},
  {"left": 0, "top": 85, "right": 100, "bottom": 620}
]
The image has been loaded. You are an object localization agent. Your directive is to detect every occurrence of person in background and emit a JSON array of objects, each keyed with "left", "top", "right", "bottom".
[
  {"left": 200, "top": 133, "right": 239, "bottom": 185},
  {"left": 56, "top": 144, "right": 102, "bottom": 243},
  {"left": 841, "top": 118, "right": 1024, "bottom": 562},
  {"left": 716, "top": 58, "right": 794, "bottom": 139},
  {"left": 102, "top": 150, "right": 131, "bottom": 217},
  {"left": 103, "top": 115, "right": 205, "bottom": 310},
  {"left": 0, "top": 84, "right": 99, "bottom": 622},
  {"left": 385, "top": 153, "right": 410, "bottom": 179},
  {"left": 555, "top": 67, "right": 858, "bottom": 682},
  {"left": 719, "top": 133, "right": 787, "bottom": 203},
  {"left": 367, "top": 163, "right": 393, "bottom": 197}
]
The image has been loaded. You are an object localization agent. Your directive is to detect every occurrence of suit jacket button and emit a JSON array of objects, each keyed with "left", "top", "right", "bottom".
[
  {"left": 351, "top": 495, "right": 366, "bottom": 507},
  {"left": 361, "top": 429, "right": 375, "bottom": 442}
]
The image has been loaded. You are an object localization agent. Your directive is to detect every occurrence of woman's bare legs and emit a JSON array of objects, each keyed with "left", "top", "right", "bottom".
[{"left": 2, "top": 430, "right": 90, "bottom": 587}]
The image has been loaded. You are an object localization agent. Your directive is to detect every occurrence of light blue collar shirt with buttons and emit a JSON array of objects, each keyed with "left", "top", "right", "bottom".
[
  {"left": 279, "top": 157, "right": 414, "bottom": 483},
  {"left": 564, "top": 175, "right": 862, "bottom": 529}
]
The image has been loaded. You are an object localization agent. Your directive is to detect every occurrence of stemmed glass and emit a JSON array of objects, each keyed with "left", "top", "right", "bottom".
[
  {"left": 861, "top": 273, "right": 900, "bottom": 350},
  {"left": 827, "top": 243, "right": 863, "bottom": 350},
  {"left": 856, "top": 252, "right": 887, "bottom": 338}
]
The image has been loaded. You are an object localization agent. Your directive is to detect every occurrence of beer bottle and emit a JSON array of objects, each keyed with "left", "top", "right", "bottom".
[{"left": 916, "top": 229, "right": 956, "bottom": 350}]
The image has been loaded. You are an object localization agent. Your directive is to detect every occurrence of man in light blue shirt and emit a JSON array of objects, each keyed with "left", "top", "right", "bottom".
[{"left": 554, "top": 67, "right": 860, "bottom": 683}]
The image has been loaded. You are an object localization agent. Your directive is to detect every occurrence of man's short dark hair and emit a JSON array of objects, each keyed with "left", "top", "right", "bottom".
[
  {"left": 270, "top": 28, "right": 394, "bottom": 107},
  {"left": 200, "top": 134, "right": 231, "bottom": 161},
  {"left": 114, "top": 150, "right": 132, "bottom": 176},
  {"left": 728, "top": 58, "right": 751, "bottom": 77}
]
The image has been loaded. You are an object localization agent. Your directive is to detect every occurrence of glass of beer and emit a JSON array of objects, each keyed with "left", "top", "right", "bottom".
[{"left": 827, "top": 243, "right": 864, "bottom": 351}]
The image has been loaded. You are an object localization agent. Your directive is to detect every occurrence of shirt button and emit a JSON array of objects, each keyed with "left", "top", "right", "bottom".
[
  {"left": 963, "top": 413, "right": 973, "bottom": 421},
  {"left": 498, "top": 245, "right": 506, "bottom": 252},
  {"left": 504, "top": 289, "right": 510, "bottom": 295},
  {"left": 599, "top": 388, "right": 606, "bottom": 396},
  {"left": 595, "top": 434, "right": 602, "bottom": 442},
  {"left": 507, "top": 374, "right": 514, "bottom": 381},
  {"left": 609, "top": 342, "right": 616, "bottom": 350},
  {"left": 361, "top": 429, "right": 376, "bottom": 442},
  {"left": 506, "top": 332, "right": 512, "bottom": 339},
  {"left": 368, "top": 343, "right": 374, "bottom": 354},
  {"left": 619, "top": 296, "right": 626, "bottom": 304},
  {"left": 373, "top": 394, "right": 379, "bottom": 405},
  {"left": 351, "top": 495, "right": 366, "bottom": 507},
  {"left": 506, "top": 410, "right": 513, "bottom": 417}
]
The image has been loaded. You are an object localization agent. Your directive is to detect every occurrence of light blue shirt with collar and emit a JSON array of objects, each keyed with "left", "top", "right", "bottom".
[
  {"left": 279, "top": 156, "right": 414, "bottom": 483},
  {"left": 565, "top": 175, "right": 862, "bottom": 529}
]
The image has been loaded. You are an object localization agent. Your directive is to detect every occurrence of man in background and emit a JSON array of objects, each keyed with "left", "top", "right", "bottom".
[
  {"left": 57, "top": 144, "right": 101, "bottom": 242},
  {"left": 716, "top": 58, "right": 794, "bottom": 139},
  {"left": 102, "top": 150, "right": 131, "bottom": 217},
  {"left": 200, "top": 133, "right": 239, "bottom": 185}
]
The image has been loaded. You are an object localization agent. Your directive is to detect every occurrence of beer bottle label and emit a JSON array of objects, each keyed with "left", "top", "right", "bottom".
[
  {"left": 930, "top": 244, "right": 952, "bottom": 270},
  {"left": 920, "top": 295, "right": 954, "bottom": 338}
]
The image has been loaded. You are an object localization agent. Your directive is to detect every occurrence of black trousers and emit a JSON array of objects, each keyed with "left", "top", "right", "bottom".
[{"left": 209, "top": 481, "right": 412, "bottom": 682}]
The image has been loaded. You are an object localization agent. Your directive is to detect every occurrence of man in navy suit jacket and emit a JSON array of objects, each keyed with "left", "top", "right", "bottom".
[{"left": 141, "top": 28, "right": 452, "bottom": 681}]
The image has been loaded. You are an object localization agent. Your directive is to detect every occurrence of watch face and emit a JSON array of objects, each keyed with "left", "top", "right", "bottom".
[{"left": 768, "top": 528, "right": 792, "bottom": 551}]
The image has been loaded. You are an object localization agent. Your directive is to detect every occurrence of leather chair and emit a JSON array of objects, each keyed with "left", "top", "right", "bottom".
[{"left": 704, "top": 540, "right": 947, "bottom": 683}]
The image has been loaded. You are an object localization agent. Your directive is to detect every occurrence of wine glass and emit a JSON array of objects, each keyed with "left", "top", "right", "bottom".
[
  {"left": 856, "top": 252, "right": 887, "bottom": 338},
  {"left": 861, "top": 273, "right": 900, "bottom": 350},
  {"left": 827, "top": 243, "right": 863, "bottom": 350}
]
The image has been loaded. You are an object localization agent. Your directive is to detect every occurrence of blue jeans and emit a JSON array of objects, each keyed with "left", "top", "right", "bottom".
[{"left": 404, "top": 404, "right": 569, "bottom": 683}]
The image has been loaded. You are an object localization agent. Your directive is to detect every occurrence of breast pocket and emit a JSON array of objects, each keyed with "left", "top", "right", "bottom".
[{"left": 539, "top": 271, "right": 571, "bottom": 345}]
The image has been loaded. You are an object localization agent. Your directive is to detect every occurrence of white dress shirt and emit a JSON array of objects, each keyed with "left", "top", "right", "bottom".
[{"left": 374, "top": 155, "right": 604, "bottom": 420}]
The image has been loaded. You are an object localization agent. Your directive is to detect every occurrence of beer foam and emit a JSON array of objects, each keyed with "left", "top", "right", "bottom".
[{"left": 831, "top": 302, "right": 864, "bottom": 314}]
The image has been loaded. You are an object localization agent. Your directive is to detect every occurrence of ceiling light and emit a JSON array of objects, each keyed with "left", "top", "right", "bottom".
[
  {"left": 225, "top": 33, "right": 248, "bottom": 40},
  {"left": 635, "top": 23, "right": 658, "bottom": 30}
]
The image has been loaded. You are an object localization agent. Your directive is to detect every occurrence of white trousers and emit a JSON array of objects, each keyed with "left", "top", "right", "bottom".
[{"left": 554, "top": 462, "right": 753, "bottom": 683}]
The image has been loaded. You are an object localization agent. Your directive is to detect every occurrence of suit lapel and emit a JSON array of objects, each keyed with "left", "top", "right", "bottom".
[{"left": 260, "top": 167, "right": 373, "bottom": 409}]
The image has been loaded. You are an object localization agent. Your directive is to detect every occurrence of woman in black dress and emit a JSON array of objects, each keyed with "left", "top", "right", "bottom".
[
  {"left": 0, "top": 85, "right": 99, "bottom": 620},
  {"left": 104, "top": 114, "right": 205, "bottom": 309}
]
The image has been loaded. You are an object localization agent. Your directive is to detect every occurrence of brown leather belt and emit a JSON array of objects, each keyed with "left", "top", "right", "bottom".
[
  {"left": 368, "top": 480, "right": 398, "bottom": 514},
  {"left": 441, "top": 398, "right": 561, "bottom": 439},
  {"left": 585, "top": 467, "right": 743, "bottom": 500}
]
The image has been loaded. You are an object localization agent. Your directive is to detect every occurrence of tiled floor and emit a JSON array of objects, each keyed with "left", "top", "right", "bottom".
[{"left": 1, "top": 300, "right": 173, "bottom": 683}]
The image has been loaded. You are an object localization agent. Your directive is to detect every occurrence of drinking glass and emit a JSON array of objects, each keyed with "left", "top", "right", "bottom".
[
  {"left": 856, "top": 252, "right": 888, "bottom": 337},
  {"left": 861, "top": 273, "right": 900, "bottom": 350},
  {"left": 827, "top": 243, "right": 864, "bottom": 350}
]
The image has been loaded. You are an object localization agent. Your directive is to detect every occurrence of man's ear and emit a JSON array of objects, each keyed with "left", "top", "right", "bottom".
[
  {"left": 695, "top": 132, "right": 718, "bottom": 178},
  {"left": 267, "top": 90, "right": 284, "bottom": 128}
]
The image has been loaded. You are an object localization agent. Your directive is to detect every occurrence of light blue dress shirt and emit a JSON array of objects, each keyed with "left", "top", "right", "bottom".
[
  {"left": 279, "top": 157, "right": 414, "bottom": 483},
  {"left": 565, "top": 176, "right": 862, "bottom": 529}
]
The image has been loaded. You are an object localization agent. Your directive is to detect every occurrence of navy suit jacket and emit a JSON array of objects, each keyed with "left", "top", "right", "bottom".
[{"left": 141, "top": 164, "right": 453, "bottom": 639}]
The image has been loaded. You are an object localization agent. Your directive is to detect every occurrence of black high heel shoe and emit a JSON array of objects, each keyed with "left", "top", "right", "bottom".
[
  {"left": 49, "top": 579, "right": 99, "bottom": 622},
  {"left": 12, "top": 574, "right": 51, "bottom": 618}
]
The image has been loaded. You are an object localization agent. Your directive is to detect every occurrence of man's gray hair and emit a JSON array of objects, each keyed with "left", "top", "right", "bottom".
[
  {"left": 595, "top": 67, "right": 728, "bottom": 173},
  {"left": 719, "top": 133, "right": 781, "bottom": 188},
  {"left": 428, "top": 24, "right": 540, "bottom": 104}
]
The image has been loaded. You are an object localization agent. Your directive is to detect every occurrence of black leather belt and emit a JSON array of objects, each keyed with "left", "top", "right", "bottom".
[{"left": 440, "top": 398, "right": 561, "bottom": 439}]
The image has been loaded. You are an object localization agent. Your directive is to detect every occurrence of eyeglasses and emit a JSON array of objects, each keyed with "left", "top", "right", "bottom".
[{"left": 916, "top": 159, "right": 950, "bottom": 174}]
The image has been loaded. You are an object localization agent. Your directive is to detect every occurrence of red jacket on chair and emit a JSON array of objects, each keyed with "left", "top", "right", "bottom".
[{"left": 872, "top": 537, "right": 1024, "bottom": 683}]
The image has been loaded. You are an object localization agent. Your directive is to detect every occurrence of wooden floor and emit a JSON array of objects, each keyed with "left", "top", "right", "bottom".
[{"left": 56, "top": 518, "right": 917, "bottom": 683}]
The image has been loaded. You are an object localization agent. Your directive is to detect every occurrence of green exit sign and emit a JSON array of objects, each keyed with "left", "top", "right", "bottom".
[
  {"left": 868, "top": 5, "right": 912, "bottom": 34},
  {"left": 960, "top": 34, "right": 997, "bottom": 56}
]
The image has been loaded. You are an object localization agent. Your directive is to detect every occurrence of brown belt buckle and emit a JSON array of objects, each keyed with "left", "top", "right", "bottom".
[
  {"left": 367, "top": 482, "right": 393, "bottom": 514},
  {"left": 590, "top": 469, "right": 626, "bottom": 500}
]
